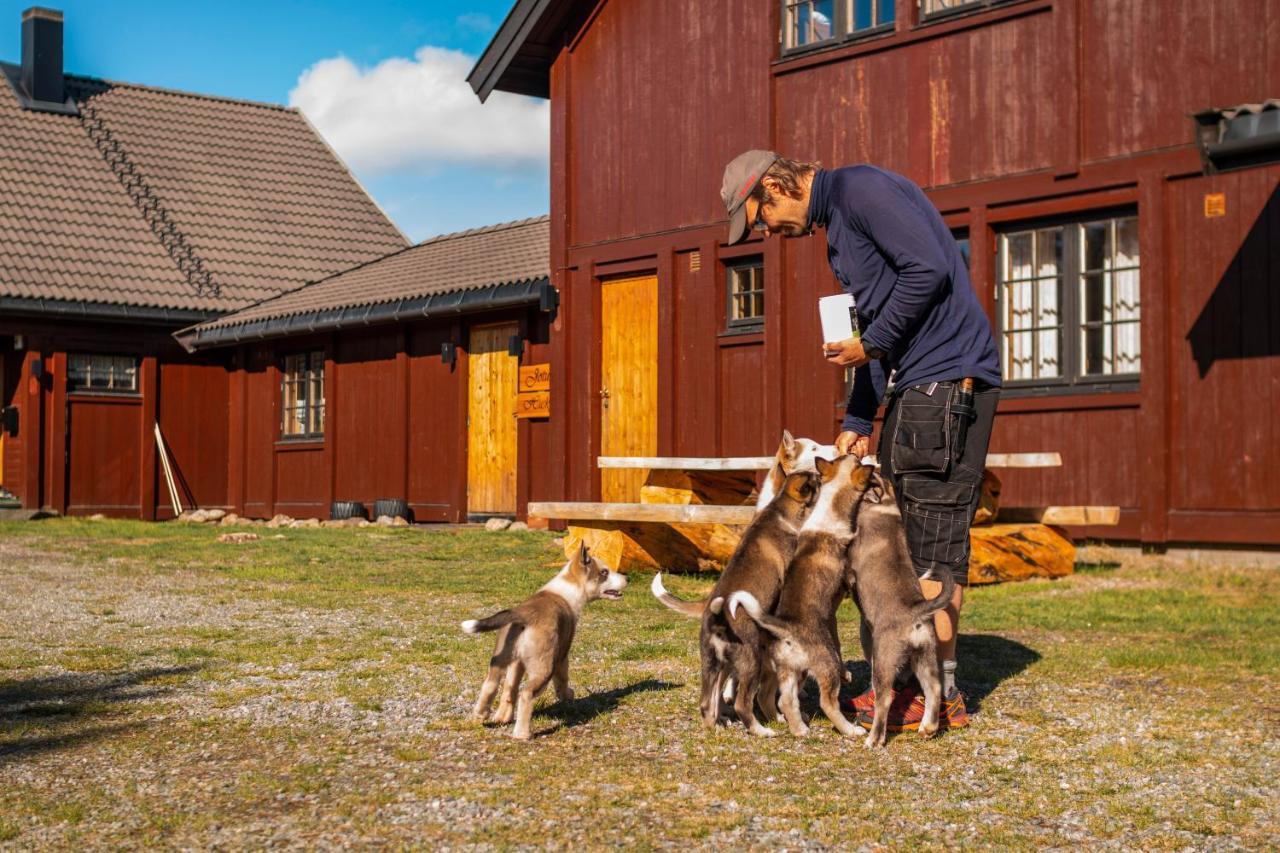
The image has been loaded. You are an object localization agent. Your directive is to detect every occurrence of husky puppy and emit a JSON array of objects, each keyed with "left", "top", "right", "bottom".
[
  {"left": 461, "top": 543, "right": 627, "bottom": 740},
  {"left": 655, "top": 471, "right": 819, "bottom": 735},
  {"left": 730, "top": 455, "right": 879, "bottom": 738}
]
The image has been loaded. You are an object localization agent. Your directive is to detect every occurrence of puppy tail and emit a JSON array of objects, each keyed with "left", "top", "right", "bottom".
[
  {"left": 650, "top": 572, "right": 708, "bottom": 618},
  {"left": 726, "top": 591, "right": 796, "bottom": 642},
  {"left": 460, "top": 609, "right": 521, "bottom": 634},
  {"left": 911, "top": 566, "right": 956, "bottom": 622}
]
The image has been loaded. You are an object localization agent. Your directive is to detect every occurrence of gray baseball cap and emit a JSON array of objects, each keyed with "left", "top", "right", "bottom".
[{"left": 720, "top": 149, "right": 779, "bottom": 244}]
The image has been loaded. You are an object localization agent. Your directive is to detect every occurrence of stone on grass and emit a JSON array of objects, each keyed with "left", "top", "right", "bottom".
[
  {"left": 204, "top": 509, "right": 227, "bottom": 521},
  {"left": 88, "top": 513, "right": 107, "bottom": 521},
  {"left": 508, "top": 521, "right": 529, "bottom": 532},
  {"left": 216, "top": 532, "right": 259, "bottom": 544},
  {"left": 375, "top": 515, "right": 395, "bottom": 527},
  {"left": 289, "top": 518, "right": 321, "bottom": 528},
  {"left": 390, "top": 516, "right": 409, "bottom": 527},
  {"left": 485, "top": 518, "right": 512, "bottom": 531},
  {"left": 219, "top": 513, "right": 241, "bottom": 526},
  {"left": 266, "top": 514, "right": 293, "bottom": 528}
]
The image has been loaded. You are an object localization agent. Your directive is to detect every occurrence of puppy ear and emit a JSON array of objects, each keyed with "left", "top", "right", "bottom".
[
  {"left": 781, "top": 429, "right": 797, "bottom": 455},
  {"left": 814, "top": 456, "right": 834, "bottom": 478},
  {"left": 865, "top": 470, "right": 886, "bottom": 503},
  {"left": 578, "top": 541, "right": 592, "bottom": 565}
]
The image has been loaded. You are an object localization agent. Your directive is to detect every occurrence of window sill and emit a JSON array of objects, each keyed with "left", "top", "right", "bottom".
[
  {"left": 67, "top": 392, "right": 141, "bottom": 403},
  {"left": 772, "top": 0, "right": 1050, "bottom": 76},
  {"left": 275, "top": 439, "right": 326, "bottom": 451},
  {"left": 997, "top": 385, "right": 1140, "bottom": 412}
]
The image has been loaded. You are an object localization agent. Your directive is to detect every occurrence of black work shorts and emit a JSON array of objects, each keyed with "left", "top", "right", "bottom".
[{"left": 878, "top": 380, "right": 1000, "bottom": 586}]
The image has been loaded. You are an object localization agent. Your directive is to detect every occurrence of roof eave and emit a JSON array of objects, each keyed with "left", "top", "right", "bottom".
[
  {"left": 468, "top": 0, "right": 569, "bottom": 102},
  {"left": 174, "top": 279, "right": 552, "bottom": 353}
]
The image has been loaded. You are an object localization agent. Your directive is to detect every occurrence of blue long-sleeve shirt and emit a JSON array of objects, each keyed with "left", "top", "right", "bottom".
[{"left": 807, "top": 165, "right": 1001, "bottom": 435}]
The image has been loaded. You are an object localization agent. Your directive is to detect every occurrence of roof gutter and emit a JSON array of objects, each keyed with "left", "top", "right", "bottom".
[
  {"left": 467, "top": 0, "right": 558, "bottom": 102},
  {"left": 0, "top": 296, "right": 221, "bottom": 326},
  {"left": 174, "top": 279, "right": 551, "bottom": 353}
]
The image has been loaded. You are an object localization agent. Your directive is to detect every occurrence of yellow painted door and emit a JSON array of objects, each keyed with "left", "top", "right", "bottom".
[
  {"left": 601, "top": 275, "right": 658, "bottom": 502},
  {"left": 467, "top": 323, "right": 519, "bottom": 515}
]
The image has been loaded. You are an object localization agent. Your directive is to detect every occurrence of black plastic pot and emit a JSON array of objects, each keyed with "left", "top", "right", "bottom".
[
  {"left": 330, "top": 500, "right": 367, "bottom": 520},
  {"left": 373, "top": 498, "right": 412, "bottom": 521}
]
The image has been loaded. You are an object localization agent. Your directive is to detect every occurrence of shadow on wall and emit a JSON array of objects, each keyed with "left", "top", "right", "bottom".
[{"left": 1187, "top": 182, "right": 1280, "bottom": 378}]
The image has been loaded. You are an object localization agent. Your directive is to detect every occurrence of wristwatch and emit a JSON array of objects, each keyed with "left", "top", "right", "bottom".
[{"left": 864, "top": 345, "right": 885, "bottom": 360}]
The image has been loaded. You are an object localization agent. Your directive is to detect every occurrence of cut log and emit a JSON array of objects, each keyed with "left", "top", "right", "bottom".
[
  {"left": 973, "top": 468, "right": 1003, "bottom": 525},
  {"left": 997, "top": 506, "right": 1120, "bottom": 526},
  {"left": 968, "top": 523, "right": 1075, "bottom": 584},
  {"left": 564, "top": 522, "right": 724, "bottom": 572},
  {"left": 639, "top": 469, "right": 757, "bottom": 506}
]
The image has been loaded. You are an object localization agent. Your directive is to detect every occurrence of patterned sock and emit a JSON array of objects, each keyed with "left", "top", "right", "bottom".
[{"left": 942, "top": 660, "right": 958, "bottom": 696}]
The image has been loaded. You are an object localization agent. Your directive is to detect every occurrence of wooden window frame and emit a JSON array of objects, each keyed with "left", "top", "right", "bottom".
[
  {"left": 919, "top": 0, "right": 1015, "bottom": 23},
  {"left": 279, "top": 350, "right": 325, "bottom": 440},
  {"left": 995, "top": 208, "right": 1140, "bottom": 397},
  {"left": 66, "top": 353, "right": 139, "bottom": 396},
  {"left": 780, "top": 0, "right": 895, "bottom": 57},
  {"left": 724, "top": 256, "right": 766, "bottom": 334}
]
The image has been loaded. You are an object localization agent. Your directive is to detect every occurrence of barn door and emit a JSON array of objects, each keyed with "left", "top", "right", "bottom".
[
  {"left": 600, "top": 275, "right": 658, "bottom": 502},
  {"left": 467, "top": 323, "right": 519, "bottom": 517}
]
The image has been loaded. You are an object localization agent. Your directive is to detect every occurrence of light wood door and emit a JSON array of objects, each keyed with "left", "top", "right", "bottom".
[
  {"left": 467, "top": 323, "right": 519, "bottom": 515},
  {"left": 601, "top": 275, "right": 658, "bottom": 501}
]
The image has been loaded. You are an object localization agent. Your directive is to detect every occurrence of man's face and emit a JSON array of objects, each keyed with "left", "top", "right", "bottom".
[{"left": 744, "top": 177, "right": 811, "bottom": 239}]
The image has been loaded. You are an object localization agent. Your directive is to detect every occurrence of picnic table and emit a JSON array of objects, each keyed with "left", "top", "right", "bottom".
[{"left": 529, "top": 452, "right": 1118, "bottom": 583}]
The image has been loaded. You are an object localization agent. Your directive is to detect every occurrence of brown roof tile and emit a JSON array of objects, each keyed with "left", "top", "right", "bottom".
[
  {"left": 0, "top": 64, "right": 408, "bottom": 315},
  {"left": 185, "top": 215, "right": 549, "bottom": 338}
]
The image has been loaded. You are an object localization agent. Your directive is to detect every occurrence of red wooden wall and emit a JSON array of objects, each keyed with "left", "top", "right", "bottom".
[{"left": 536, "top": 0, "right": 1280, "bottom": 545}]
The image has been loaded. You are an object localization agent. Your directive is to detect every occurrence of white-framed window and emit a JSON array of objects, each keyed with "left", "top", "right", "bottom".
[
  {"left": 997, "top": 213, "right": 1140, "bottom": 389},
  {"left": 67, "top": 354, "right": 139, "bottom": 394},
  {"left": 920, "top": 0, "right": 1013, "bottom": 20},
  {"left": 726, "top": 258, "right": 765, "bottom": 331},
  {"left": 782, "top": 0, "right": 893, "bottom": 52},
  {"left": 280, "top": 351, "right": 325, "bottom": 438}
]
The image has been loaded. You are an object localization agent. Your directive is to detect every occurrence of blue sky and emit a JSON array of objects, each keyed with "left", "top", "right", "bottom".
[{"left": 0, "top": 1, "right": 548, "bottom": 241}]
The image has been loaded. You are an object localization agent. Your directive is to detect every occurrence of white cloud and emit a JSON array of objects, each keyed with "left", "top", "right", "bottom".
[{"left": 289, "top": 46, "right": 548, "bottom": 177}]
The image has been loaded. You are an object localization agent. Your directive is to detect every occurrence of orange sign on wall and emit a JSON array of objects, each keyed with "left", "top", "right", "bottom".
[
  {"left": 519, "top": 363, "right": 551, "bottom": 392},
  {"left": 1204, "top": 192, "right": 1226, "bottom": 218},
  {"left": 516, "top": 390, "right": 550, "bottom": 419}
]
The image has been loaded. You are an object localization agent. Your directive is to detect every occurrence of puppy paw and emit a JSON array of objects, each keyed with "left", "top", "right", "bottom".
[
  {"left": 511, "top": 728, "right": 532, "bottom": 741},
  {"left": 561, "top": 687, "right": 575, "bottom": 702}
]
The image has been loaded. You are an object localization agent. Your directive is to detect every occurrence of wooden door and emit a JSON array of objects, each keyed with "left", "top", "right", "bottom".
[
  {"left": 600, "top": 275, "right": 658, "bottom": 501},
  {"left": 467, "top": 323, "right": 519, "bottom": 516}
]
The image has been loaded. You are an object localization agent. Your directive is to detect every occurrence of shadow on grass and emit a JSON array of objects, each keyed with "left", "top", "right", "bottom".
[
  {"left": 834, "top": 634, "right": 1040, "bottom": 715},
  {"left": 0, "top": 665, "right": 202, "bottom": 760},
  {"left": 534, "top": 678, "right": 681, "bottom": 736},
  {"left": 1075, "top": 560, "right": 1123, "bottom": 574}
]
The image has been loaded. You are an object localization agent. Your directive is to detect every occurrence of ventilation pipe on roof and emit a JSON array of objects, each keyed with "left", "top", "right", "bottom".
[{"left": 20, "top": 7, "right": 64, "bottom": 105}]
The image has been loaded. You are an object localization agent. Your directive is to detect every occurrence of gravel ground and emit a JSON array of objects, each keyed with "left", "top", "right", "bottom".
[{"left": 0, "top": 525, "right": 1277, "bottom": 849}]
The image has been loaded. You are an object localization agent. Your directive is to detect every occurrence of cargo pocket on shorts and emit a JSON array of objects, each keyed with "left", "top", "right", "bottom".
[
  {"left": 891, "top": 386, "right": 952, "bottom": 475},
  {"left": 899, "top": 476, "right": 974, "bottom": 572}
]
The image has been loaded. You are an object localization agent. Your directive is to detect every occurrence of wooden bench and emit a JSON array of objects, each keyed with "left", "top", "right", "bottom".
[{"left": 530, "top": 453, "right": 1118, "bottom": 582}]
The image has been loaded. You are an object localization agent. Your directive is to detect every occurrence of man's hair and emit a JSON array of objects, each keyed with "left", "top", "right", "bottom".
[{"left": 751, "top": 156, "right": 820, "bottom": 203}]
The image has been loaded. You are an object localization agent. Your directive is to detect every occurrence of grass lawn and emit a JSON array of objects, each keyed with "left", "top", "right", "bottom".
[{"left": 0, "top": 519, "right": 1276, "bottom": 848}]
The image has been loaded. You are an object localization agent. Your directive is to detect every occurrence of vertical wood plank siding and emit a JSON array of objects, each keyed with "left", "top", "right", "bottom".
[{"left": 543, "top": 0, "right": 1280, "bottom": 546}]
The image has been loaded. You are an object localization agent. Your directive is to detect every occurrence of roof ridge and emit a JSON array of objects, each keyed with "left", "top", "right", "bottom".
[
  {"left": 65, "top": 72, "right": 295, "bottom": 113},
  {"left": 416, "top": 214, "right": 550, "bottom": 247}
]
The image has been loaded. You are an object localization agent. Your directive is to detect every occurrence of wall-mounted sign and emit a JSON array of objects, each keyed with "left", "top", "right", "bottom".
[
  {"left": 1204, "top": 192, "right": 1226, "bottom": 218},
  {"left": 516, "top": 390, "right": 550, "bottom": 419},
  {"left": 520, "top": 363, "right": 551, "bottom": 392}
]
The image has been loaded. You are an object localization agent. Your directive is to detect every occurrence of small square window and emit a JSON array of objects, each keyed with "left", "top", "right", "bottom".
[
  {"left": 67, "top": 354, "right": 139, "bottom": 394},
  {"left": 726, "top": 259, "right": 765, "bottom": 331},
  {"left": 281, "top": 350, "right": 325, "bottom": 439},
  {"left": 784, "top": 0, "right": 836, "bottom": 50}
]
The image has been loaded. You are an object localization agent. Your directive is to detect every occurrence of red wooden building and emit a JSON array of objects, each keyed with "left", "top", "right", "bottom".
[{"left": 469, "top": 0, "right": 1280, "bottom": 546}]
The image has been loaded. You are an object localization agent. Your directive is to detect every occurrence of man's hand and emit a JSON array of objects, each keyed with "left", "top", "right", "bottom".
[
  {"left": 835, "top": 431, "right": 870, "bottom": 459},
  {"left": 823, "top": 336, "right": 871, "bottom": 368}
]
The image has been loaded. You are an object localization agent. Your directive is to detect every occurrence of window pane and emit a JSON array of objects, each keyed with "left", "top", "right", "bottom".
[
  {"left": 1037, "top": 329, "right": 1062, "bottom": 378},
  {"left": 788, "top": 1, "right": 834, "bottom": 46},
  {"left": 1082, "top": 221, "right": 1108, "bottom": 271},
  {"left": 1115, "top": 217, "right": 1139, "bottom": 268},
  {"left": 1081, "top": 272, "right": 1109, "bottom": 325},
  {"left": 1005, "top": 331, "right": 1034, "bottom": 381},
  {"left": 853, "top": 0, "right": 872, "bottom": 30},
  {"left": 1006, "top": 281, "right": 1033, "bottom": 330},
  {"left": 1082, "top": 323, "right": 1109, "bottom": 375},
  {"left": 1036, "top": 228, "right": 1061, "bottom": 279},
  {"left": 1005, "top": 232, "right": 1033, "bottom": 281},
  {"left": 1114, "top": 268, "right": 1140, "bottom": 321},
  {"left": 877, "top": 0, "right": 894, "bottom": 24},
  {"left": 1115, "top": 321, "right": 1141, "bottom": 373},
  {"left": 1035, "top": 279, "right": 1061, "bottom": 328}
]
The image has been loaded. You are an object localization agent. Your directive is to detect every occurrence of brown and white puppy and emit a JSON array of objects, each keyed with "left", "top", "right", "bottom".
[
  {"left": 848, "top": 488, "right": 955, "bottom": 747},
  {"left": 650, "top": 429, "right": 834, "bottom": 620},
  {"left": 461, "top": 543, "right": 627, "bottom": 740},
  {"left": 729, "top": 455, "right": 880, "bottom": 739},
  {"left": 754, "top": 429, "right": 837, "bottom": 511},
  {"left": 657, "top": 471, "right": 819, "bottom": 735}
]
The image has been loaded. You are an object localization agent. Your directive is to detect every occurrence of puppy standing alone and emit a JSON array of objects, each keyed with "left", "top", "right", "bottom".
[{"left": 461, "top": 543, "right": 627, "bottom": 740}]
